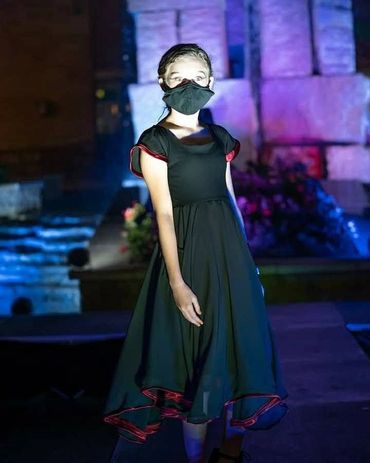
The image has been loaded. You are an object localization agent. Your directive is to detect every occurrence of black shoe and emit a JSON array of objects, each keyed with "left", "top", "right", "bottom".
[{"left": 208, "top": 447, "right": 252, "bottom": 462}]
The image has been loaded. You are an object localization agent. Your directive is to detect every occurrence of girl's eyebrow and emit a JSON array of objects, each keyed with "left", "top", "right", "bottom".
[{"left": 169, "top": 70, "right": 207, "bottom": 76}]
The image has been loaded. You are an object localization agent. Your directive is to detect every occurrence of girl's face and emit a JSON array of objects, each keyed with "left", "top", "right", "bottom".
[{"left": 159, "top": 55, "right": 214, "bottom": 89}]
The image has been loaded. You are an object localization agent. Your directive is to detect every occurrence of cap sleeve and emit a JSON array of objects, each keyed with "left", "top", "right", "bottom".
[
  {"left": 211, "top": 124, "right": 240, "bottom": 162},
  {"left": 129, "top": 126, "right": 168, "bottom": 178}
]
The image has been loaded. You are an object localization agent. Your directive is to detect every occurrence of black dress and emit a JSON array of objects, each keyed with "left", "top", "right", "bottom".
[{"left": 103, "top": 123, "right": 288, "bottom": 444}]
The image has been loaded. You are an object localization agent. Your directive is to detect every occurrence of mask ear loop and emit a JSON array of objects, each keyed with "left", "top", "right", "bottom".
[{"left": 159, "top": 80, "right": 169, "bottom": 92}]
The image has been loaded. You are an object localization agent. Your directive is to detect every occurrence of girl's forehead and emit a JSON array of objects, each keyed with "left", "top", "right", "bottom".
[{"left": 165, "top": 56, "right": 209, "bottom": 75}]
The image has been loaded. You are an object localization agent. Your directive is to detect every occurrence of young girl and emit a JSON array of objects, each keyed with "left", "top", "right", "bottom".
[{"left": 103, "top": 43, "right": 288, "bottom": 463}]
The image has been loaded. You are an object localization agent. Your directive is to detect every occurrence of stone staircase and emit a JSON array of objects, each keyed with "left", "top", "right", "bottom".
[{"left": 0, "top": 213, "right": 101, "bottom": 316}]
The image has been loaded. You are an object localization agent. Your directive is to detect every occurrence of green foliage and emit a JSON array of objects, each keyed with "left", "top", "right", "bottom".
[{"left": 121, "top": 201, "right": 157, "bottom": 262}]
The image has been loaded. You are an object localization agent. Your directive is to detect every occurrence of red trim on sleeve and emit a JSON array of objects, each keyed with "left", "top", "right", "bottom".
[
  {"left": 129, "top": 143, "right": 168, "bottom": 178},
  {"left": 225, "top": 140, "right": 241, "bottom": 162}
]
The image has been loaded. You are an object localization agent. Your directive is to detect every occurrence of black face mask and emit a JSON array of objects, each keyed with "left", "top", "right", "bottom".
[{"left": 162, "top": 79, "right": 215, "bottom": 115}]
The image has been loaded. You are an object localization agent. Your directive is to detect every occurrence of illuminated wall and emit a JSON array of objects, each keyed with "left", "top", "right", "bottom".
[
  {"left": 126, "top": 0, "right": 370, "bottom": 181},
  {"left": 259, "top": 0, "right": 369, "bottom": 181},
  {"left": 127, "top": 0, "right": 259, "bottom": 171}
]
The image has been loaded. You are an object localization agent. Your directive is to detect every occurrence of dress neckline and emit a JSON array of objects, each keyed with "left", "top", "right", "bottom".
[{"left": 155, "top": 123, "right": 216, "bottom": 146}]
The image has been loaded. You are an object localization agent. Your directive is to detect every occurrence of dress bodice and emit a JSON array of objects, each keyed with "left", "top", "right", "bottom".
[{"left": 129, "top": 123, "right": 240, "bottom": 207}]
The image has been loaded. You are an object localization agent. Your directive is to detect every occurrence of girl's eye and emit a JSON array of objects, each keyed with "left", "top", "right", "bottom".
[
  {"left": 194, "top": 76, "right": 208, "bottom": 84},
  {"left": 167, "top": 76, "right": 207, "bottom": 85}
]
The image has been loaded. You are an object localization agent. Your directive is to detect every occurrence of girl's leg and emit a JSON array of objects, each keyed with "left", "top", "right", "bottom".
[
  {"left": 108, "top": 436, "right": 125, "bottom": 463},
  {"left": 182, "top": 421, "right": 208, "bottom": 463},
  {"left": 218, "top": 403, "right": 246, "bottom": 459}
]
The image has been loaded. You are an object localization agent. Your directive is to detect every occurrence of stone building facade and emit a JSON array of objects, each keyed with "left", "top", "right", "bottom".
[{"left": 127, "top": 0, "right": 370, "bottom": 181}]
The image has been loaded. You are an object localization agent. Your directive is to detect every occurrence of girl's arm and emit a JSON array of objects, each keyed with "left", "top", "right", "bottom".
[
  {"left": 140, "top": 149, "right": 203, "bottom": 327},
  {"left": 140, "top": 149, "right": 184, "bottom": 289},
  {"left": 225, "top": 161, "right": 248, "bottom": 242}
]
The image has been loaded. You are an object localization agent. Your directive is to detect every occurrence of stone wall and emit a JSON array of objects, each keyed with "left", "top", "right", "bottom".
[
  {"left": 0, "top": 0, "right": 95, "bottom": 185},
  {"left": 179, "top": 9, "right": 229, "bottom": 79},
  {"left": 126, "top": 0, "right": 370, "bottom": 182},
  {"left": 258, "top": 0, "right": 369, "bottom": 181},
  {"left": 312, "top": 0, "right": 356, "bottom": 75},
  {"left": 135, "top": 11, "right": 178, "bottom": 84},
  {"left": 259, "top": 0, "right": 312, "bottom": 77},
  {"left": 326, "top": 146, "right": 370, "bottom": 182},
  {"left": 261, "top": 75, "right": 368, "bottom": 144},
  {"left": 127, "top": 0, "right": 258, "bottom": 167}
]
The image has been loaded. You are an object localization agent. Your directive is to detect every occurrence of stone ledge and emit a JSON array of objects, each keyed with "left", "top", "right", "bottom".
[{"left": 71, "top": 258, "right": 370, "bottom": 309}]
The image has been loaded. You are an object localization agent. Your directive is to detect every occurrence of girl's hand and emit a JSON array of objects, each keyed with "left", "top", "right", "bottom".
[{"left": 171, "top": 282, "right": 204, "bottom": 327}]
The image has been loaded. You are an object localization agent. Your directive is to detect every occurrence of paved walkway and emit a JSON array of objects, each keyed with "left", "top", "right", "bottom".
[{"left": 1, "top": 302, "right": 369, "bottom": 462}]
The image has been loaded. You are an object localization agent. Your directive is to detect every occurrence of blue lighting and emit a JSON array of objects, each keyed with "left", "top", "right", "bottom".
[
  {"left": 0, "top": 226, "right": 42, "bottom": 235},
  {"left": 346, "top": 323, "right": 370, "bottom": 332},
  {"left": 0, "top": 251, "right": 66, "bottom": 265},
  {"left": 0, "top": 214, "right": 101, "bottom": 316},
  {"left": 36, "top": 227, "right": 95, "bottom": 239}
]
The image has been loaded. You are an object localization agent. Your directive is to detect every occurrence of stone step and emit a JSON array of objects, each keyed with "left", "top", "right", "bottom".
[
  {"left": 71, "top": 258, "right": 370, "bottom": 310},
  {"left": 0, "top": 282, "right": 80, "bottom": 315},
  {"left": 0, "top": 264, "right": 74, "bottom": 284},
  {"left": 0, "top": 250, "right": 66, "bottom": 265},
  {"left": 0, "top": 226, "right": 96, "bottom": 240},
  {"left": 0, "top": 238, "right": 90, "bottom": 252},
  {"left": 0, "top": 212, "right": 101, "bottom": 315}
]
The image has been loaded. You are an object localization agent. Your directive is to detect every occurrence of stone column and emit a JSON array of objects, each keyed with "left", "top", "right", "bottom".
[
  {"left": 179, "top": 8, "right": 228, "bottom": 79},
  {"left": 128, "top": 0, "right": 228, "bottom": 82},
  {"left": 135, "top": 11, "right": 178, "bottom": 84},
  {"left": 259, "top": 0, "right": 313, "bottom": 77},
  {"left": 312, "top": 0, "right": 356, "bottom": 75}
]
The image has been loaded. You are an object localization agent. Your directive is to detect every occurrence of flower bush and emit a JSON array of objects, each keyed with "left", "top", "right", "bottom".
[
  {"left": 232, "top": 160, "right": 359, "bottom": 257},
  {"left": 121, "top": 201, "right": 157, "bottom": 263}
]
